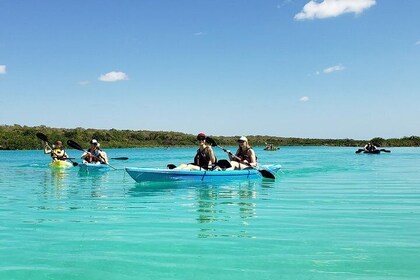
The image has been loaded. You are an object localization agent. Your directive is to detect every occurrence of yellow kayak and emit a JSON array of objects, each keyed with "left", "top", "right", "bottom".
[{"left": 49, "top": 160, "right": 72, "bottom": 169}]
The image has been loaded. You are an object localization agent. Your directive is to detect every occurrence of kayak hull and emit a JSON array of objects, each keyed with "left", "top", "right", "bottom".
[
  {"left": 49, "top": 160, "right": 72, "bottom": 169},
  {"left": 79, "top": 163, "right": 110, "bottom": 172},
  {"left": 363, "top": 150, "right": 381, "bottom": 154},
  {"left": 125, "top": 167, "right": 262, "bottom": 183}
]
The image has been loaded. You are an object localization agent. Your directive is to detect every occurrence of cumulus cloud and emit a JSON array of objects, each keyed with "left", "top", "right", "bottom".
[
  {"left": 294, "top": 0, "right": 376, "bottom": 20},
  {"left": 323, "top": 64, "right": 345, "bottom": 74},
  {"left": 98, "top": 71, "right": 128, "bottom": 82},
  {"left": 0, "top": 65, "right": 6, "bottom": 74},
  {"left": 300, "top": 96, "right": 309, "bottom": 102}
]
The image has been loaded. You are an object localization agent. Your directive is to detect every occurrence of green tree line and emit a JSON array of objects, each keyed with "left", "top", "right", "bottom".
[{"left": 0, "top": 124, "right": 419, "bottom": 150}]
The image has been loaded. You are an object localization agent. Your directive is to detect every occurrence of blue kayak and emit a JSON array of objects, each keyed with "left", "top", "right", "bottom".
[
  {"left": 79, "top": 163, "right": 111, "bottom": 172},
  {"left": 125, "top": 167, "right": 264, "bottom": 182}
]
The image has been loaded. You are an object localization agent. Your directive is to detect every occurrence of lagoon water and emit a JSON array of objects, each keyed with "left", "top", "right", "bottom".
[{"left": 1, "top": 146, "right": 419, "bottom": 279}]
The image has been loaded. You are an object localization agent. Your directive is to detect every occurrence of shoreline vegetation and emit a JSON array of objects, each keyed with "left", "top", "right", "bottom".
[{"left": 1, "top": 124, "right": 419, "bottom": 150}]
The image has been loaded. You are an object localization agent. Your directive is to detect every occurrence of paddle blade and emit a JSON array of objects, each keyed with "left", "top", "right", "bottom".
[
  {"left": 36, "top": 132, "right": 48, "bottom": 142},
  {"left": 67, "top": 140, "right": 84, "bottom": 151},
  {"left": 259, "top": 169, "right": 276, "bottom": 179},
  {"left": 205, "top": 137, "right": 217, "bottom": 147},
  {"left": 217, "top": 159, "right": 232, "bottom": 169},
  {"left": 167, "top": 164, "right": 176, "bottom": 169},
  {"left": 355, "top": 149, "right": 363, "bottom": 153},
  {"left": 111, "top": 157, "right": 129, "bottom": 160},
  {"left": 380, "top": 149, "right": 391, "bottom": 153}
]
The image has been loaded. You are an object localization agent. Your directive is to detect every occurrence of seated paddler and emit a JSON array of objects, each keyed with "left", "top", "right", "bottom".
[
  {"left": 81, "top": 139, "right": 109, "bottom": 164},
  {"left": 227, "top": 136, "right": 257, "bottom": 170},
  {"left": 43, "top": 140, "right": 68, "bottom": 162},
  {"left": 174, "top": 133, "right": 217, "bottom": 170}
]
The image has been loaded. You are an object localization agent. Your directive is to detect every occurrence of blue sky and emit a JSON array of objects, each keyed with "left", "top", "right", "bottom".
[{"left": 1, "top": 0, "right": 419, "bottom": 139}]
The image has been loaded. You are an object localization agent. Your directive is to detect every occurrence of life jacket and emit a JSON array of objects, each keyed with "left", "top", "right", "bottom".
[
  {"left": 193, "top": 146, "right": 216, "bottom": 169},
  {"left": 235, "top": 147, "right": 256, "bottom": 163},
  {"left": 85, "top": 148, "right": 103, "bottom": 163},
  {"left": 51, "top": 148, "right": 66, "bottom": 161}
]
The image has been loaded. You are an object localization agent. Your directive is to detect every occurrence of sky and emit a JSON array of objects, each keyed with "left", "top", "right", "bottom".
[{"left": 1, "top": 0, "right": 419, "bottom": 139}]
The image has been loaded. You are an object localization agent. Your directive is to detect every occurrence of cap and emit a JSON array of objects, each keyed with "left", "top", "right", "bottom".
[
  {"left": 238, "top": 136, "right": 248, "bottom": 142},
  {"left": 91, "top": 139, "right": 98, "bottom": 144},
  {"left": 196, "top": 133, "right": 206, "bottom": 140}
]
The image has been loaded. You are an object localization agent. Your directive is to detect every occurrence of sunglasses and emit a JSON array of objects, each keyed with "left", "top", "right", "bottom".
[
  {"left": 238, "top": 140, "right": 245, "bottom": 143},
  {"left": 197, "top": 137, "right": 206, "bottom": 141}
]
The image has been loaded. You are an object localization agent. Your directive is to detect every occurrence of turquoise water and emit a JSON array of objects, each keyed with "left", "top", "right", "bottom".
[{"left": 1, "top": 147, "right": 419, "bottom": 279}]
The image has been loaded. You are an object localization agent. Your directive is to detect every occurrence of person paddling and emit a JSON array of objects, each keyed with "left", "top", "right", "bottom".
[
  {"left": 174, "top": 133, "right": 217, "bottom": 170},
  {"left": 227, "top": 136, "right": 257, "bottom": 170},
  {"left": 81, "top": 139, "right": 109, "bottom": 164},
  {"left": 43, "top": 140, "right": 68, "bottom": 162},
  {"left": 364, "top": 142, "right": 377, "bottom": 152}
]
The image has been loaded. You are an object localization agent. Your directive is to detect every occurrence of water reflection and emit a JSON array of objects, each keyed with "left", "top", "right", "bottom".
[
  {"left": 77, "top": 170, "right": 110, "bottom": 198},
  {"left": 126, "top": 181, "right": 183, "bottom": 197},
  {"left": 192, "top": 181, "right": 260, "bottom": 239},
  {"left": 38, "top": 168, "right": 71, "bottom": 200},
  {"left": 126, "top": 179, "right": 276, "bottom": 239}
]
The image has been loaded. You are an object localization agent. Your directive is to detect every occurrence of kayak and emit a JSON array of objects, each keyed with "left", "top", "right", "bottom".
[
  {"left": 355, "top": 148, "right": 391, "bottom": 154},
  {"left": 49, "top": 160, "right": 72, "bottom": 169},
  {"left": 264, "top": 147, "right": 279, "bottom": 151},
  {"left": 79, "top": 163, "right": 111, "bottom": 172},
  {"left": 125, "top": 167, "right": 263, "bottom": 183},
  {"left": 363, "top": 150, "right": 381, "bottom": 154}
]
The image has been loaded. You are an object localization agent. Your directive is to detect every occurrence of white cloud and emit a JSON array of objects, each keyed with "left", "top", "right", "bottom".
[
  {"left": 98, "top": 71, "right": 128, "bottom": 82},
  {"left": 416, "top": 41, "right": 420, "bottom": 45},
  {"left": 294, "top": 0, "right": 376, "bottom": 20},
  {"left": 300, "top": 96, "right": 309, "bottom": 102},
  {"left": 0, "top": 65, "right": 6, "bottom": 74},
  {"left": 194, "top": 32, "right": 204, "bottom": 36},
  {"left": 323, "top": 64, "right": 345, "bottom": 74}
]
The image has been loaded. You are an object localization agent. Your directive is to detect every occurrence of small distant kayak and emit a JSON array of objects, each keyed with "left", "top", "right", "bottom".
[
  {"left": 355, "top": 149, "right": 391, "bottom": 154},
  {"left": 264, "top": 147, "right": 279, "bottom": 151},
  {"left": 125, "top": 167, "right": 263, "bottom": 183},
  {"left": 363, "top": 150, "right": 381, "bottom": 154},
  {"left": 49, "top": 160, "right": 72, "bottom": 169},
  {"left": 79, "top": 163, "right": 111, "bottom": 172}
]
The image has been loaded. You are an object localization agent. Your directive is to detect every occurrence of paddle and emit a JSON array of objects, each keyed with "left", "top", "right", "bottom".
[
  {"left": 36, "top": 133, "right": 78, "bottom": 166},
  {"left": 111, "top": 157, "right": 129, "bottom": 160},
  {"left": 205, "top": 137, "right": 276, "bottom": 179},
  {"left": 216, "top": 159, "right": 232, "bottom": 169},
  {"left": 355, "top": 149, "right": 364, "bottom": 153},
  {"left": 167, "top": 164, "right": 177, "bottom": 169},
  {"left": 380, "top": 149, "right": 391, "bottom": 153},
  {"left": 66, "top": 140, "right": 117, "bottom": 170}
]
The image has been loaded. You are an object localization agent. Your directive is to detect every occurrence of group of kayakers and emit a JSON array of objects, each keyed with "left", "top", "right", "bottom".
[
  {"left": 40, "top": 133, "right": 255, "bottom": 170},
  {"left": 42, "top": 139, "right": 108, "bottom": 164},
  {"left": 174, "top": 133, "right": 257, "bottom": 171}
]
